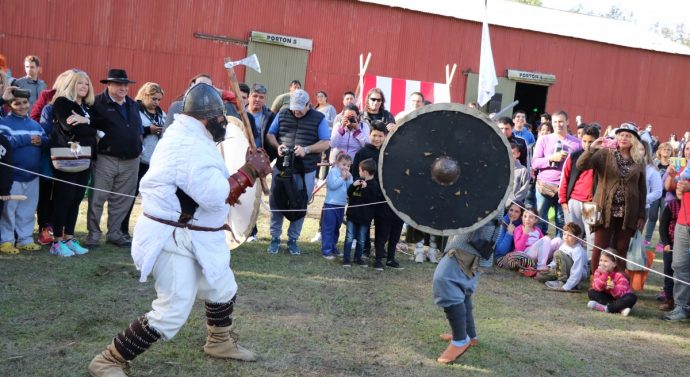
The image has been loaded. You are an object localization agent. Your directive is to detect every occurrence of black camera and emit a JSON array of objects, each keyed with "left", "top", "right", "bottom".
[
  {"left": 281, "top": 145, "right": 296, "bottom": 172},
  {"left": 347, "top": 116, "right": 357, "bottom": 124}
]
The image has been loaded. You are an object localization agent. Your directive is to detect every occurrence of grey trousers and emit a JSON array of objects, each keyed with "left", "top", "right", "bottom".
[
  {"left": 565, "top": 199, "right": 594, "bottom": 260},
  {"left": 87, "top": 155, "right": 139, "bottom": 241},
  {"left": 672, "top": 224, "right": 690, "bottom": 311}
]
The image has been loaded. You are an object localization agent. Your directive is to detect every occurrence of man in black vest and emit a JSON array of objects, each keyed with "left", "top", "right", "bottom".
[
  {"left": 265, "top": 89, "right": 330, "bottom": 255},
  {"left": 85, "top": 69, "right": 143, "bottom": 247}
]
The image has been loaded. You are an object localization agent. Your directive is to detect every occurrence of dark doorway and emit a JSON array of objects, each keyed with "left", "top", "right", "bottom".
[{"left": 514, "top": 82, "right": 548, "bottom": 128}]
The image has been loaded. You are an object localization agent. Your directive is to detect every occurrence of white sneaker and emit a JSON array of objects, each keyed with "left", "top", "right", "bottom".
[
  {"left": 311, "top": 232, "right": 321, "bottom": 243},
  {"left": 246, "top": 236, "right": 257, "bottom": 243},
  {"left": 621, "top": 308, "right": 631, "bottom": 317},
  {"left": 427, "top": 248, "right": 439, "bottom": 264}
]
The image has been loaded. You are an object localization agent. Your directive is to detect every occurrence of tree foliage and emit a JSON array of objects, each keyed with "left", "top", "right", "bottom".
[
  {"left": 651, "top": 22, "right": 690, "bottom": 47},
  {"left": 568, "top": 3, "right": 690, "bottom": 48},
  {"left": 509, "top": 0, "right": 543, "bottom": 6}
]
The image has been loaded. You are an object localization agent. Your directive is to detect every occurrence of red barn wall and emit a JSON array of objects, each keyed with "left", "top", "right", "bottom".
[{"left": 1, "top": 0, "right": 688, "bottom": 138}]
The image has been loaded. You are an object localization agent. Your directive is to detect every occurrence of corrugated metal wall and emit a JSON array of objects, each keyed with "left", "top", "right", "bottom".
[{"left": 1, "top": 0, "right": 688, "bottom": 137}]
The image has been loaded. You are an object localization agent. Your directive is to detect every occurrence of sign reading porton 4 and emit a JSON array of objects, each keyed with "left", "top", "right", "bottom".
[
  {"left": 251, "top": 31, "right": 313, "bottom": 51},
  {"left": 507, "top": 69, "right": 556, "bottom": 85}
]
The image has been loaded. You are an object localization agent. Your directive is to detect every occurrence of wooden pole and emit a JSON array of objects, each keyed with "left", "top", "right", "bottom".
[
  {"left": 224, "top": 59, "right": 270, "bottom": 195},
  {"left": 354, "top": 52, "right": 371, "bottom": 108}
]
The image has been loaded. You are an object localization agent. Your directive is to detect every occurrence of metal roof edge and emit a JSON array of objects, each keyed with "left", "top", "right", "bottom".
[{"left": 358, "top": 0, "right": 690, "bottom": 57}]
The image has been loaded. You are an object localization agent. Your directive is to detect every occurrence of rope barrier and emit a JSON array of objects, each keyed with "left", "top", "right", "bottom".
[
  {"left": 0, "top": 161, "right": 136, "bottom": 198},
  {"left": 508, "top": 200, "right": 690, "bottom": 287},
  {"left": 1, "top": 160, "right": 688, "bottom": 287}
]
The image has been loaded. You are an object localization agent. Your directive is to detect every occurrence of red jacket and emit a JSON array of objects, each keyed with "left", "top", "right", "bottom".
[
  {"left": 31, "top": 89, "right": 56, "bottom": 122},
  {"left": 591, "top": 270, "right": 631, "bottom": 299},
  {"left": 559, "top": 156, "right": 594, "bottom": 204}
]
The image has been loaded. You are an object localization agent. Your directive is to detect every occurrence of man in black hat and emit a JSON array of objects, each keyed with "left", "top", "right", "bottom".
[{"left": 85, "top": 69, "right": 143, "bottom": 247}]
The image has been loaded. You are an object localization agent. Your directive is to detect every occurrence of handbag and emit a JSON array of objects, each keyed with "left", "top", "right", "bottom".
[
  {"left": 536, "top": 179, "right": 559, "bottom": 198},
  {"left": 51, "top": 142, "right": 92, "bottom": 173},
  {"left": 583, "top": 150, "right": 610, "bottom": 226},
  {"left": 626, "top": 230, "right": 647, "bottom": 271}
]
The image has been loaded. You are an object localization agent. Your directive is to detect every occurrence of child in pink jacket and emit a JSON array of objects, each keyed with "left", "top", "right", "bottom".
[
  {"left": 511, "top": 208, "right": 561, "bottom": 270},
  {"left": 587, "top": 250, "right": 638, "bottom": 316}
]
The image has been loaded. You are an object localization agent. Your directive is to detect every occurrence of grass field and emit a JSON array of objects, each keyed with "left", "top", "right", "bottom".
[{"left": 1, "top": 193, "right": 690, "bottom": 377}]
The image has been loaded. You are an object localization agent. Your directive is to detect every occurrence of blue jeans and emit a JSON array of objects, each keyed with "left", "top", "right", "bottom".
[
  {"left": 343, "top": 220, "right": 369, "bottom": 262},
  {"left": 535, "top": 188, "right": 564, "bottom": 237},
  {"left": 269, "top": 168, "right": 315, "bottom": 241},
  {"left": 321, "top": 203, "right": 344, "bottom": 255},
  {"left": 644, "top": 198, "right": 663, "bottom": 242}
]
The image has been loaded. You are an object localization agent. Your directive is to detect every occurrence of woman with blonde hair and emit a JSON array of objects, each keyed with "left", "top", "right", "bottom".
[
  {"left": 576, "top": 122, "right": 646, "bottom": 273},
  {"left": 121, "top": 82, "right": 166, "bottom": 237},
  {"left": 48, "top": 69, "right": 97, "bottom": 257},
  {"left": 30, "top": 69, "right": 84, "bottom": 246}
]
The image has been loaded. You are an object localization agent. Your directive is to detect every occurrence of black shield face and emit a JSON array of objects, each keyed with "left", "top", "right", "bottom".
[{"left": 379, "top": 103, "right": 514, "bottom": 236}]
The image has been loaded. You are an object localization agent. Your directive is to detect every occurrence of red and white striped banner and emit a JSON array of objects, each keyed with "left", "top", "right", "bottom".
[{"left": 361, "top": 75, "right": 451, "bottom": 116}]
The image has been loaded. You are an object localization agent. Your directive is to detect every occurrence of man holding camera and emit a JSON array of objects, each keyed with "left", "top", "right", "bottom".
[{"left": 265, "top": 89, "right": 330, "bottom": 255}]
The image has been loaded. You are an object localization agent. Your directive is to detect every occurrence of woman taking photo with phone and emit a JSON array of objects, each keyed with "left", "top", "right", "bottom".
[{"left": 576, "top": 122, "right": 646, "bottom": 273}]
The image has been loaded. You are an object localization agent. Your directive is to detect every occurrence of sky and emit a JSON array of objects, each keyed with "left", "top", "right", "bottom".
[{"left": 540, "top": 0, "right": 690, "bottom": 30}]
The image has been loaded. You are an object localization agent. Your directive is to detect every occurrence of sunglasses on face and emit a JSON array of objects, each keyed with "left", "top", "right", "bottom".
[{"left": 369, "top": 97, "right": 382, "bottom": 102}]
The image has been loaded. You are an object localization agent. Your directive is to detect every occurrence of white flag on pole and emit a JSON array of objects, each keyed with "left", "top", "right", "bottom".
[
  {"left": 477, "top": 2, "right": 497, "bottom": 107},
  {"left": 224, "top": 54, "right": 262, "bottom": 73}
]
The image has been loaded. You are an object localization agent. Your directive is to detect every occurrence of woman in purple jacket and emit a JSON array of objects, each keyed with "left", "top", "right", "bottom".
[{"left": 329, "top": 104, "right": 369, "bottom": 161}]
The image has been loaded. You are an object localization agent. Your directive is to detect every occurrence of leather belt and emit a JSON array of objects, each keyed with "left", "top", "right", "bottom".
[{"left": 144, "top": 213, "right": 231, "bottom": 232}]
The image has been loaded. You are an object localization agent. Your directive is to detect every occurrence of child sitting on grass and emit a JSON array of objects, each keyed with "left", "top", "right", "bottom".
[
  {"left": 541, "top": 222, "right": 588, "bottom": 291},
  {"left": 587, "top": 250, "right": 637, "bottom": 316},
  {"left": 0, "top": 90, "right": 48, "bottom": 254},
  {"left": 342, "top": 158, "right": 378, "bottom": 267},
  {"left": 320, "top": 153, "right": 353, "bottom": 260},
  {"left": 500, "top": 208, "right": 561, "bottom": 271},
  {"left": 494, "top": 202, "right": 524, "bottom": 264}
]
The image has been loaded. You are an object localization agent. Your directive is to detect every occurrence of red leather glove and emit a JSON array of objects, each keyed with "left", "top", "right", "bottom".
[
  {"left": 242, "top": 148, "right": 272, "bottom": 179},
  {"left": 226, "top": 148, "right": 272, "bottom": 205}
]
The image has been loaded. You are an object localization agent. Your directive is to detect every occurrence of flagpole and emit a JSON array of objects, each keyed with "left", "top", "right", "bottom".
[{"left": 477, "top": 0, "right": 498, "bottom": 107}]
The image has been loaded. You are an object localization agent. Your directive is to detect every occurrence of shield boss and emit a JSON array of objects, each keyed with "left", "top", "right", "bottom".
[{"left": 379, "top": 103, "right": 514, "bottom": 236}]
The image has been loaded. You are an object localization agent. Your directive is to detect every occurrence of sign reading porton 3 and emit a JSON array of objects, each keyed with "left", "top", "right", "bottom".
[
  {"left": 507, "top": 69, "right": 556, "bottom": 85},
  {"left": 251, "top": 31, "right": 313, "bottom": 51}
]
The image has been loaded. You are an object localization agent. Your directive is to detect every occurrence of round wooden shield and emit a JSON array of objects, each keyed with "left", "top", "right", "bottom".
[
  {"left": 379, "top": 103, "right": 514, "bottom": 236},
  {"left": 219, "top": 116, "right": 261, "bottom": 250}
]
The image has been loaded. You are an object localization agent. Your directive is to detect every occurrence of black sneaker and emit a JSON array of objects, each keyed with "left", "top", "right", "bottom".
[
  {"left": 355, "top": 259, "right": 368, "bottom": 267},
  {"left": 374, "top": 260, "right": 384, "bottom": 271},
  {"left": 343, "top": 260, "right": 352, "bottom": 268},
  {"left": 386, "top": 260, "right": 404, "bottom": 270}
]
